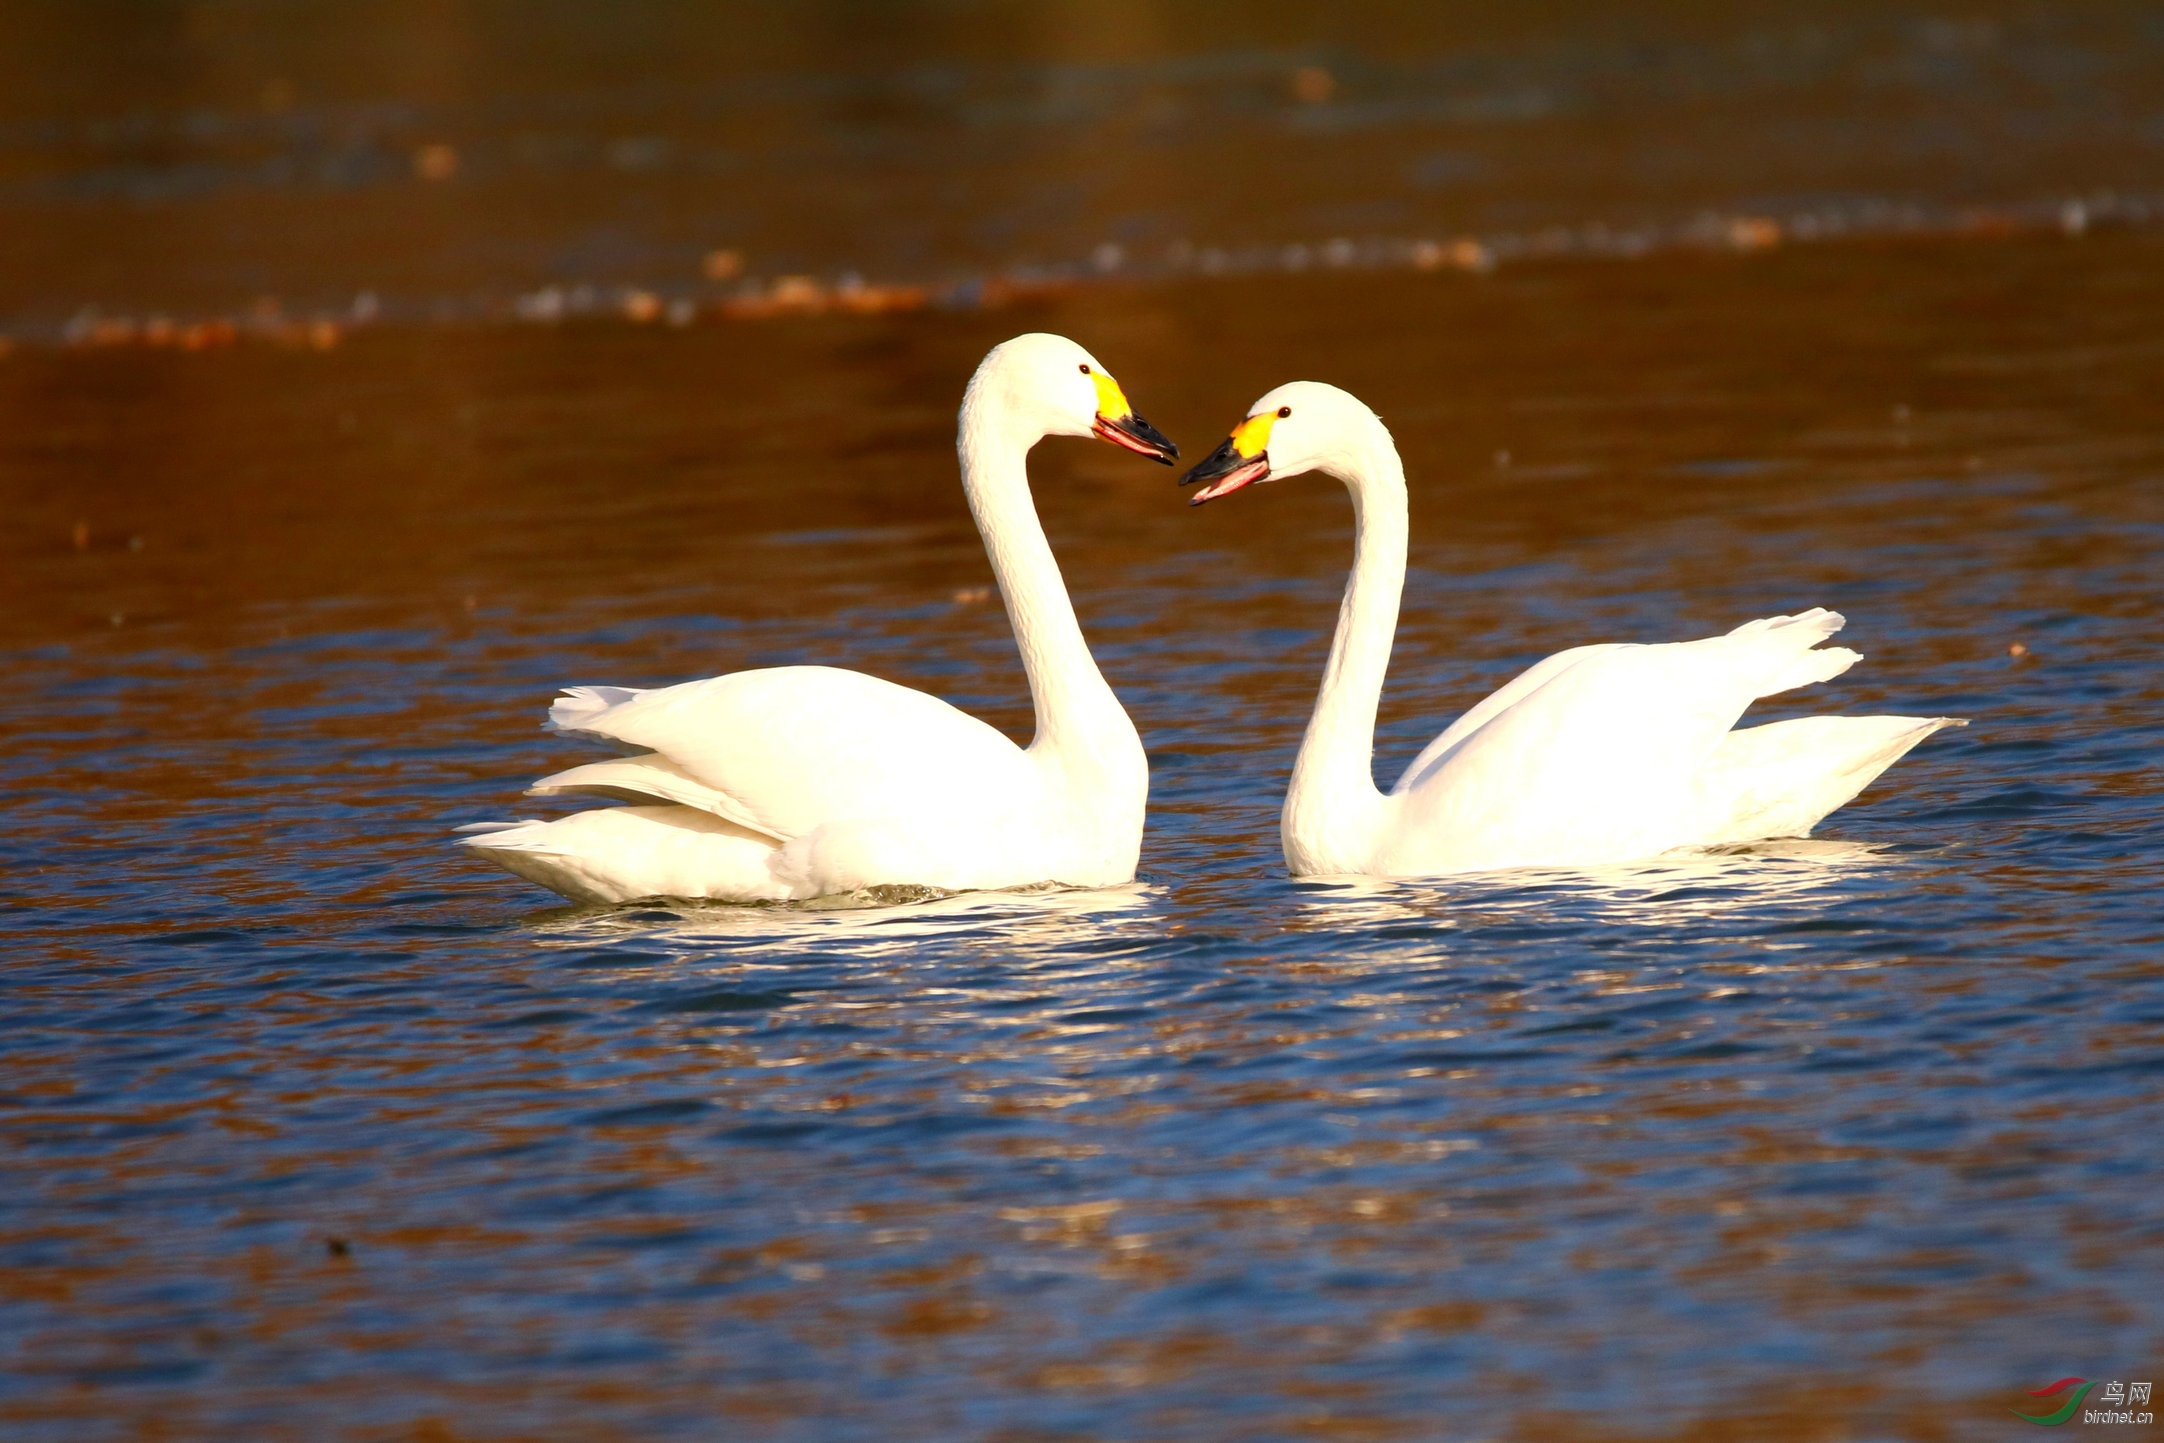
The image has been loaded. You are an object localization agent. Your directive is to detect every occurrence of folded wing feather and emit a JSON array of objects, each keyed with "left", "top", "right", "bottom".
[
  {"left": 528, "top": 753, "right": 780, "bottom": 839},
  {"left": 541, "top": 664, "right": 1040, "bottom": 841}
]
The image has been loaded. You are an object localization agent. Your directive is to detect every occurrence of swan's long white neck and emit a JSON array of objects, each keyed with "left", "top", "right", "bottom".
[
  {"left": 958, "top": 392, "right": 1136, "bottom": 768},
  {"left": 1282, "top": 423, "right": 1407, "bottom": 874}
]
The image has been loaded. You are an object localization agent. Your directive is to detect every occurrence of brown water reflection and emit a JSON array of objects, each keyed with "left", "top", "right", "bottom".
[
  {"left": 14, "top": 228, "right": 2164, "bottom": 654},
  {"left": 4, "top": 226, "right": 2161, "bottom": 1440}
]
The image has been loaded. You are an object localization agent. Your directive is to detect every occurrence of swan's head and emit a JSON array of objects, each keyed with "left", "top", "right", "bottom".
[
  {"left": 1180, "top": 381, "right": 1382, "bottom": 503},
  {"left": 967, "top": 333, "right": 1179, "bottom": 464}
]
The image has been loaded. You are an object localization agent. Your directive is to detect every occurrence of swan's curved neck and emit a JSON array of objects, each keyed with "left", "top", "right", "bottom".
[
  {"left": 1284, "top": 427, "right": 1407, "bottom": 872},
  {"left": 958, "top": 397, "right": 1131, "bottom": 761}
]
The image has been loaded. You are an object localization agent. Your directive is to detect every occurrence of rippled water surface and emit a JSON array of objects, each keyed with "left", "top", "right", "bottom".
[
  {"left": 9, "top": 233, "right": 2161, "bottom": 1442},
  {"left": 7, "top": 8, "right": 2164, "bottom": 1442}
]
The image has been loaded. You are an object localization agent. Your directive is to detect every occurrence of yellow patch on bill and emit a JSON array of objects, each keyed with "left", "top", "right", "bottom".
[
  {"left": 1090, "top": 370, "right": 1133, "bottom": 420},
  {"left": 1230, "top": 409, "right": 1278, "bottom": 457}
]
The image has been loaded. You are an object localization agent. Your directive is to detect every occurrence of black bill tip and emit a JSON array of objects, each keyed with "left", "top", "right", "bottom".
[
  {"left": 1180, "top": 435, "right": 1270, "bottom": 504},
  {"left": 1093, "top": 411, "right": 1179, "bottom": 464}
]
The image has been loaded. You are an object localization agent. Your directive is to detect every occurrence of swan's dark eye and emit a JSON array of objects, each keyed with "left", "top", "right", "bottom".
[
  {"left": 1277, "top": 406, "right": 1292, "bottom": 419},
  {"left": 1079, "top": 364, "right": 1091, "bottom": 374}
]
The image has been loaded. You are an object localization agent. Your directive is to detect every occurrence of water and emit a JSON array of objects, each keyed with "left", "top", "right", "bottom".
[
  {"left": 7, "top": 7, "right": 2164, "bottom": 1441},
  {"left": 11, "top": 2, "right": 2164, "bottom": 335}
]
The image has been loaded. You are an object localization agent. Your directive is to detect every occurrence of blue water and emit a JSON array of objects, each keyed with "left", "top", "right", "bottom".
[{"left": 5, "top": 231, "right": 2164, "bottom": 1439}]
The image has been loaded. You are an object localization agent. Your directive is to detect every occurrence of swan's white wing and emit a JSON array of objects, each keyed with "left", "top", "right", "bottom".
[
  {"left": 1380, "top": 610, "right": 1858, "bottom": 871},
  {"left": 1692, "top": 714, "right": 1965, "bottom": 845},
  {"left": 1726, "top": 612, "right": 1861, "bottom": 695},
  {"left": 541, "top": 665, "right": 1039, "bottom": 842},
  {"left": 1389, "top": 643, "right": 1626, "bottom": 796},
  {"left": 1391, "top": 611, "right": 1858, "bottom": 797}
]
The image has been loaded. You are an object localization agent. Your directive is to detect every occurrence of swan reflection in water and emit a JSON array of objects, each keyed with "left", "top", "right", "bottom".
[
  {"left": 522, "top": 834, "right": 1913, "bottom": 959},
  {"left": 516, "top": 883, "right": 1168, "bottom": 1052},
  {"left": 523, "top": 879, "right": 1158, "bottom": 950},
  {"left": 1283, "top": 837, "right": 1920, "bottom": 938}
]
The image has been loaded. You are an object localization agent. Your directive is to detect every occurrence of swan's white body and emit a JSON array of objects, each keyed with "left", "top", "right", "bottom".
[
  {"left": 1183, "top": 382, "right": 1963, "bottom": 879},
  {"left": 461, "top": 334, "right": 1169, "bottom": 904}
]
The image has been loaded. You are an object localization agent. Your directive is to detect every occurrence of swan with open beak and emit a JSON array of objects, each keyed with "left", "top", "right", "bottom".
[
  {"left": 1087, "top": 368, "right": 1180, "bottom": 463},
  {"left": 1179, "top": 404, "right": 1280, "bottom": 502}
]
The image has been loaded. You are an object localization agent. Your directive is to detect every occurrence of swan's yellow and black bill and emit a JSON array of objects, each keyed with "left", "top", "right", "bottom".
[
  {"left": 1093, "top": 410, "right": 1179, "bottom": 463},
  {"left": 1180, "top": 410, "right": 1275, "bottom": 504},
  {"left": 1087, "top": 370, "right": 1179, "bottom": 464}
]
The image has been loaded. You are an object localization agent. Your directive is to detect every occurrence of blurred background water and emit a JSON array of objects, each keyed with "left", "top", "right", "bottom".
[
  {"left": 3, "top": 4, "right": 2162, "bottom": 1441},
  {"left": 11, "top": 0, "right": 2164, "bottom": 334}
]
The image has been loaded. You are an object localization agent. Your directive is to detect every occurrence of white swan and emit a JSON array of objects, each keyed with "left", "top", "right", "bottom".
[
  {"left": 1180, "top": 381, "right": 1963, "bottom": 878},
  {"left": 460, "top": 333, "right": 1178, "bottom": 904}
]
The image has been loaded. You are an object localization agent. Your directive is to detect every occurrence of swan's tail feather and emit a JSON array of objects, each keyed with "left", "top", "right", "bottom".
[
  {"left": 457, "top": 804, "right": 796, "bottom": 905},
  {"left": 1695, "top": 714, "right": 1966, "bottom": 845},
  {"left": 525, "top": 753, "right": 779, "bottom": 839},
  {"left": 457, "top": 818, "right": 579, "bottom": 857},
  {"left": 549, "top": 685, "right": 644, "bottom": 736}
]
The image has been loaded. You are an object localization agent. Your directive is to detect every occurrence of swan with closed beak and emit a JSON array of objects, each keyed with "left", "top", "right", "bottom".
[
  {"left": 460, "top": 334, "right": 1177, "bottom": 904},
  {"left": 1182, "top": 380, "right": 1962, "bottom": 878}
]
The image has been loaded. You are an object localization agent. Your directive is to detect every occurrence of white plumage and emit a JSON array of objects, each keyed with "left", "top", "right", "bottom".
[
  {"left": 1182, "top": 381, "right": 1963, "bottom": 879},
  {"left": 461, "top": 334, "right": 1177, "bottom": 904}
]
